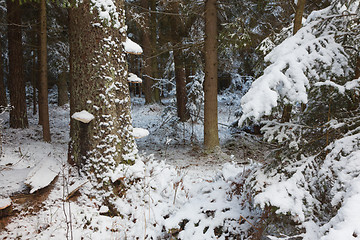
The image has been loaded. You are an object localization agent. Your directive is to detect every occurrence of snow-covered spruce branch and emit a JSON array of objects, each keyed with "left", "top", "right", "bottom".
[{"left": 238, "top": 5, "right": 352, "bottom": 126}]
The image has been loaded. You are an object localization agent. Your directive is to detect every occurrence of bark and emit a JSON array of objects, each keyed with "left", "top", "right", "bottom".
[
  {"left": 141, "top": 0, "right": 155, "bottom": 104},
  {"left": 57, "top": 71, "right": 68, "bottom": 106},
  {"left": 355, "top": 55, "right": 360, "bottom": 79},
  {"left": 0, "top": 41, "right": 7, "bottom": 107},
  {"left": 141, "top": 0, "right": 160, "bottom": 104},
  {"left": 293, "top": 0, "right": 306, "bottom": 35},
  {"left": 31, "top": 52, "right": 37, "bottom": 115},
  {"left": 281, "top": 104, "right": 292, "bottom": 123},
  {"left": 39, "top": 0, "right": 51, "bottom": 142},
  {"left": 150, "top": 0, "right": 160, "bottom": 103},
  {"left": 68, "top": 0, "right": 137, "bottom": 189},
  {"left": 6, "top": 0, "right": 28, "bottom": 128},
  {"left": 170, "top": 2, "right": 189, "bottom": 122},
  {"left": 204, "top": 0, "right": 219, "bottom": 150},
  {"left": 36, "top": 8, "right": 43, "bottom": 125},
  {"left": 352, "top": 55, "right": 360, "bottom": 110},
  {"left": 174, "top": 51, "right": 189, "bottom": 122},
  {"left": 281, "top": 0, "right": 307, "bottom": 122}
]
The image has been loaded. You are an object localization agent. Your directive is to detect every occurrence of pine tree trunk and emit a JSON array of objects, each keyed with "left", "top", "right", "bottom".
[
  {"left": 39, "top": 0, "right": 51, "bottom": 142},
  {"left": 170, "top": 2, "right": 189, "bottom": 122},
  {"left": 0, "top": 41, "right": 7, "bottom": 107},
  {"left": 68, "top": 0, "right": 137, "bottom": 190},
  {"left": 31, "top": 52, "right": 37, "bottom": 115},
  {"left": 34, "top": 4, "right": 44, "bottom": 125},
  {"left": 57, "top": 71, "right": 68, "bottom": 106},
  {"left": 141, "top": 0, "right": 160, "bottom": 104},
  {"left": 141, "top": 0, "right": 155, "bottom": 104},
  {"left": 293, "top": 0, "right": 306, "bottom": 35},
  {"left": 204, "top": 0, "right": 219, "bottom": 150},
  {"left": 6, "top": 0, "right": 28, "bottom": 128},
  {"left": 355, "top": 55, "right": 360, "bottom": 79},
  {"left": 281, "top": 104, "right": 292, "bottom": 123},
  {"left": 173, "top": 51, "right": 189, "bottom": 122},
  {"left": 150, "top": 0, "right": 160, "bottom": 103}
]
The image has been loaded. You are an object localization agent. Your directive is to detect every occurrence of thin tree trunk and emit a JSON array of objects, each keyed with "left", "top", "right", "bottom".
[
  {"left": 29, "top": 6, "right": 39, "bottom": 116},
  {"left": 0, "top": 40, "right": 7, "bottom": 107},
  {"left": 37, "top": 4, "right": 43, "bottom": 125},
  {"left": 281, "top": 0, "right": 307, "bottom": 122},
  {"left": 150, "top": 0, "right": 160, "bottom": 103},
  {"left": 141, "top": 0, "right": 155, "bottom": 104},
  {"left": 352, "top": 55, "right": 360, "bottom": 109},
  {"left": 141, "top": 0, "right": 159, "bottom": 104},
  {"left": 293, "top": 0, "right": 306, "bottom": 35},
  {"left": 281, "top": 104, "right": 292, "bottom": 123},
  {"left": 6, "top": 0, "right": 28, "bottom": 128},
  {"left": 39, "top": 0, "right": 51, "bottom": 142},
  {"left": 204, "top": 0, "right": 219, "bottom": 150},
  {"left": 174, "top": 51, "right": 189, "bottom": 122},
  {"left": 170, "top": 2, "right": 189, "bottom": 122},
  {"left": 31, "top": 52, "right": 37, "bottom": 115},
  {"left": 355, "top": 55, "right": 360, "bottom": 79},
  {"left": 57, "top": 71, "right": 68, "bottom": 106}
]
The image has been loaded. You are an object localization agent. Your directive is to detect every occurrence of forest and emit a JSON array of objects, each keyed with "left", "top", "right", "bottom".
[{"left": 0, "top": 0, "right": 359, "bottom": 239}]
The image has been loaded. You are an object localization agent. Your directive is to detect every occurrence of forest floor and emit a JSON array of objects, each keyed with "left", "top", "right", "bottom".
[
  {"left": 0, "top": 91, "right": 270, "bottom": 239},
  {"left": 131, "top": 97, "right": 269, "bottom": 178}
]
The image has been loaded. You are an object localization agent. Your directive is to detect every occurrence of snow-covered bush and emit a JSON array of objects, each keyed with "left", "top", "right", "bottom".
[
  {"left": 110, "top": 158, "right": 263, "bottom": 239},
  {"left": 238, "top": 1, "right": 360, "bottom": 239},
  {"left": 187, "top": 71, "right": 204, "bottom": 123}
]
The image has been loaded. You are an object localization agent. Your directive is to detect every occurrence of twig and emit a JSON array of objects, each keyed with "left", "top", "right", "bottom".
[
  {"left": 239, "top": 215, "right": 259, "bottom": 231},
  {"left": 61, "top": 164, "right": 73, "bottom": 240}
]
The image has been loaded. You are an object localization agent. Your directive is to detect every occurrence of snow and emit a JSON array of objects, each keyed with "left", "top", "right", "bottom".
[
  {"left": 0, "top": 168, "right": 30, "bottom": 197},
  {"left": 71, "top": 110, "right": 95, "bottom": 123},
  {"left": 132, "top": 127, "right": 149, "bottom": 139},
  {"left": 221, "top": 162, "right": 243, "bottom": 181},
  {"left": 123, "top": 37, "right": 143, "bottom": 55},
  {"left": 66, "top": 179, "right": 88, "bottom": 200},
  {"left": 239, "top": 13, "right": 348, "bottom": 125},
  {"left": 0, "top": 197, "right": 12, "bottom": 209},
  {"left": 314, "top": 78, "right": 360, "bottom": 94},
  {"left": 128, "top": 72, "right": 142, "bottom": 83},
  {"left": 24, "top": 158, "right": 61, "bottom": 194},
  {"left": 0, "top": 89, "right": 260, "bottom": 239},
  {"left": 1, "top": 1, "right": 358, "bottom": 236},
  {"left": 99, "top": 205, "right": 109, "bottom": 213},
  {"left": 89, "top": 0, "right": 122, "bottom": 28}
]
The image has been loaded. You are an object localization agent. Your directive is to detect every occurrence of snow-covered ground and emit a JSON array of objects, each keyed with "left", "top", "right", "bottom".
[{"left": 0, "top": 92, "right": 266, "bottom": 239}]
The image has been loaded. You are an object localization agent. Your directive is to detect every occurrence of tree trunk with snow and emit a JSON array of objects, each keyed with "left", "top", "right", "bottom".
[
  {"left": 204, "top": 0, "right": 219, "bottom": 150},
  {"left": 68, "top": 0, "right": 137, "bottom": 191},
  {"left": 39, "top": 0, "right": 51, "bottom": 142},
  {"left": 6, "top": 0, "right": 28, "bottom": 128}
]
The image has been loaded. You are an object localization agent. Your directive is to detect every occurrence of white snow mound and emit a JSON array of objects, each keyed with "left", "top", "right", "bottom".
[
  {"left": 25, "top": 159, "right": 61, "bottom": 194},
  {"left": 133, "top": 128, "right": 149, "bottom": 139},
  {"left": 0, "top": 197, "right": 12, "bottom": 209},
  {"left": 128, "top": 73, "right": 142, "bottom": 83},
  {"left": 123, "top": 37, "right": 143, "bottom": 55}
]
